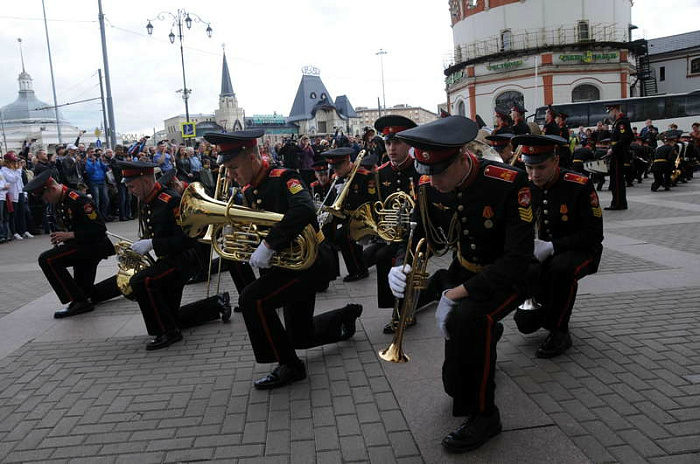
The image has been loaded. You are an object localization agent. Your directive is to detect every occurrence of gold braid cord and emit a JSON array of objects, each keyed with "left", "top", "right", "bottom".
[{"left": 418, "top": 184, "right": 459, "bottom": 257}]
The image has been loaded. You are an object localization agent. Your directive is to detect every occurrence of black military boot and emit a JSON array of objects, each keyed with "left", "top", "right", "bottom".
[
  {"left": 54, "top": 300, "right": 95, "bottom": 319},
  {"left": 536, "top": 330, "right": 572, "bottom": 358},
  {"left": 254, "top": 362, "right": 307, "bottom": 390},
  {"left": 340, "top": 304, "right": 363, "bottom": 340},
  {"left": 442, "top": 407, "right": 502, "bottom": 453}
]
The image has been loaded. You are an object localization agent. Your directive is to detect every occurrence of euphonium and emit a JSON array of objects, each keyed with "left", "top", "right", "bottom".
[
  {"left": 379, "top": 228, "right": 430, "bottom": 363},
  {"left": 107, "top": 232, "right": 155, "bottom": 300},
  {"left": 178, "top": 182, "right": 320, "bottom": 271},
  {"left": 349, "top": 190, "right": 415, "bottom": 242}
]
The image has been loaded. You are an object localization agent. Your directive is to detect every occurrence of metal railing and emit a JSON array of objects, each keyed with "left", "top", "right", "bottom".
[{"left": 446, "top": 23, "right": 629, "bottom": 68}]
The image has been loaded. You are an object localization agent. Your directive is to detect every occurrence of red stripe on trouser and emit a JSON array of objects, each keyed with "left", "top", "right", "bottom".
[
  {"left": 47, "top": 248, "right": 79, "bottom": 301},
  {"left": 556, "top": 258, "right": 592, "bottom": 329},
  {"left": 479, "top": 293, "right": 518, "bottom": 412},
  {"left": 145, "top": 267, "right": 177, "bottom": 332},
  {"left": 255, "top": 277, "right": 301, "bottom": 363}
]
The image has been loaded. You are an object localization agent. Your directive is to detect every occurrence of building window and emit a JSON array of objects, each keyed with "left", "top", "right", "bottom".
[
  {"left": 310, "top": 92, "right": 317, "bottom": 99},
  {"left": 457, "top": 100, "right": 466, "bottom": 116},
  {"left": 577, "top": 21, "right": 590, "bottom": 41},
  {"left": 660, "top": 66, "right": 666, "bottom": 81},
  {"left": 500, "top": 29, "right": 512, "bottom": 52},
  {"left": 495, "top": 91, "right": 524, "bottom": 113},
  {"left": 691, "top": 57, "right": 700, "bottom": 74},
  {"left": 572, "top": 84, "right": 600, "bottom": 102}
]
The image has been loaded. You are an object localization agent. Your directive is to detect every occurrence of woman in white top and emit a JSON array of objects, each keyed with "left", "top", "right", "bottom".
[{"left": 1, "top": 152, "right": 29, "bottom": 240}]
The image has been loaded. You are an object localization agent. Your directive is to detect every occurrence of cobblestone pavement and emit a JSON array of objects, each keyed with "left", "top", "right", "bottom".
[{"left": 0, "top": 178, "right": 699, "bottom": 463}]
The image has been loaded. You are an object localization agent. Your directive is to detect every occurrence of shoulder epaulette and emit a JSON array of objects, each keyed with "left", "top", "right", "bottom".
[
  {"left": 563, "top": 172, "right": 589, "bottom": 185},
  {"left": 483, "top": 164, "right": 518, "bottom": 183},
  {"left": 357, "top": 167, "right": 370, "bottom": 175},
  {"left": 377, "top": 161, "right": 391, "bottom": 170},
  {"left": 419, "top": 175, "right": 431, "bottom": 186},
  {"left": 242, "top": 185, "right": 251, "bottom": 193},
  {"left": 269, "top": 168, "right": 287, "bottom": 178},
  {"left": 68, "top": 191, "right": 80, "bottom": 201},
  {"left": 158, "top": 192, "right": 172, "bottom": 203},
  {"left": 310, "top": 180, "right": 319, "bottom": 188}
]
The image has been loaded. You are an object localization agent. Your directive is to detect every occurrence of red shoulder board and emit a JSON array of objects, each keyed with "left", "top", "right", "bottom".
[
  {"left": 242, "top": 185, "right": 251, "bottom": 193},
  {"left": 269, "top": 169, "right": 286, "bottom": 178},
  {"left": 158, "top": 192, "right": 172, "bottom": 203},
  {"left": 68, "top": 191, "right": 80, "bottom": 201},
  {"left": 483, "top": 165, "right": 518, "bottom": 183},
  {"left": 419, "top": 175, "right": 431, "bottom": 186},
  {"left": 357, "top": 167, "right": 370, "bottom": 175},
  {"left": 563, "top": 172, "right": 588, "bottom": 185},
  {"left": 378, "top": 161, "right": 391, "bottom": 170},
  {"left": 310, "top": 180, "right": 319, "bottom": 188}
]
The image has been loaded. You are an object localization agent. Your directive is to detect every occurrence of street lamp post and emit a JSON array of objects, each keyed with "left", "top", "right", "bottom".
[
  {"left": 376, "top": 49, "right": 388, "bottom": 115},
  {"left": 146, "top": 9, "right": 212, "bottom": 145}
]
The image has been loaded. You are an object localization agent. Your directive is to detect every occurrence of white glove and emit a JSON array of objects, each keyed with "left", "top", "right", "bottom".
[
  {"left": 334, "top": 182, "right": 344, "bottom": 195},
  {"left": 250, "top": 241, "right": 274, "bottom": 269},
  {"left": 435, "top": 290, "right": 458, "bottom": 340},
  {"left": 388, "top": 264, "right": 411, "bottom": 298},
  {"left": 131, "top": 239, "right": 153, "bottom": 256},
  {"left": 533, "top": 239, "right": 554, "bottom": 263}
]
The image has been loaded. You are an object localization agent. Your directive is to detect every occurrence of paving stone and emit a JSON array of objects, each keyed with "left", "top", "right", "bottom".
[
  {"left": 314, "top": 425, "right": 339, "bottom": 451},
  {"left": 340, "top": 434, "right": 369, "bottom": 461}
]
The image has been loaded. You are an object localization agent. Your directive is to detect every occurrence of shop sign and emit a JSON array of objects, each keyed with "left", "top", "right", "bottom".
[
  {"left": 446, "top": 70, "right": 466, "bottom": 86},
  {"left": 486, "top": 59, "right": 524, "bottom": 71},
  {"left": 558, "top": 51, "right": 619, "bottom": 63}
]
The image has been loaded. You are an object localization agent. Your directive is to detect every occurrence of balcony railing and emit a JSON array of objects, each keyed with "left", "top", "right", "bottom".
[{"left": 446, "top": 23, "right": 629, "bottom": 68}]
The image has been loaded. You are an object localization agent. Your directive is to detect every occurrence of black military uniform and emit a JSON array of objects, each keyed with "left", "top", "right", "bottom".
[
  {"left": 512, "top": 135, "right": 604, "bottom": 358},
  {"left": 325, "top": 147, "right": 378, "bottom": 282},
  {"left": 204, "top": 131, "right": 363, "bottom": 390},
  {"left": 397, "top": 116, "right": 534, "bottom": 452},
  {"left": 629, "top": 136, "right": 651, "bottom": 184},
  {"left": 571, "top": 142, "right": 596, "bottom": 174},
  {"left": 556, "top": 111, "right": 572, "bottom": 168},
  {"left": 485, "top": 132, "right": 523, "bottom": 169},
  {"left": 543, "top": 106, "right": 559, "bottom": 137},
  {"left": 311, "top": 160, "right": 340, "bottom": 284},
  {"left": 26, "top": 170, "right": 115, "bottom": 318},
  {"left": 118, "top": 161, "right": 198, "bottom": 350},
  {"left": 607, "top": 103, "right": 633, "bottom": 210},
  {"left": 365, "top": 115, "right": 420, "bottom": 311},
  {"left": 650, "top": 131, "right": 680, "bottom": 191},
  {"left": 511, "top": 104, "right": 530, "bottom": 136}
]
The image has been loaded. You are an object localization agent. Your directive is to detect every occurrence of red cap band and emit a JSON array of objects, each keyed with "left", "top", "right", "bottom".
[
  {"left": 489, "top": 140, "right": 510, "bottom": 147},
  {"left": 326, "top": 155, "right": 349, "bottom": 165},
  {"left": 381, "top": 126, "right": 410, "bottom": 136},
  {"left": 122, "top": 167, "right": 154, "bottom": 178}
]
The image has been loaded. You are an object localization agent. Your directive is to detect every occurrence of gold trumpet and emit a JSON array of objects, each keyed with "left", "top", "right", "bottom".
[
  {"left": 106, "top": 231, "right": 154, "bottom": 300},
  {"left": 322, "top": 150, "right": 366, "bottom": 219},
  {"left": 178, "top": 182, "right": 321, "bottom": 271},
  {"left": 379, "top": 226, "right": 431, "bottom": 363}
]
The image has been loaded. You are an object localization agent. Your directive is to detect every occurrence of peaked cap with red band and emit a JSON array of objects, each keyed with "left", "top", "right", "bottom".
[
  {"left": 485, "top": 132, "right": 515, "bottom": 152},
  {"left": 511, "top": 134, "right": 568, "bottom": 164},
  {"left": 204, "top": 129, "right": 264, "bottom": 162},
  {"left": 374, "top": 115, "right": 417, "bottom": 141},
  {"left": 117, "top": 160, "right": 157, "bottom": 181},
  {"left": 23, "top": 169, "right": 55, "bottom": 196},
  {"left": 324, "top": 147, "right": 354, "bottom": 165},
  {"left": 395, "top": 115, "right": 478, "bottom": 175}
]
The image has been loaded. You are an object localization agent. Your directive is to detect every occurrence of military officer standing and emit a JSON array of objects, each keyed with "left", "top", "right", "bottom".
[
  {"left": 120, "top": 161, "right": 197, "bottom": 350},
  {"left": 25, "top": 170, "right": 115, "bottom": 318},
  {"left": 390, "top": 116, "right": 534, "bottom": 452},
  {"left": 605, "top": 102, "right": 632, "bottom": 210},
  {"left": 207, "top": 130, "right": 363, "bottom": 390},
  {"left": 510, "top": 104, "right": 530, "bottom": 136},
  {"left": 555, "top": 110, "right": 572, "bottom": 168},
  {"left": 513, "top": 135, "right": 604, "bottom": 358},
  {"left": 324, "top": 147, "right": 378, "bottom": 282}
]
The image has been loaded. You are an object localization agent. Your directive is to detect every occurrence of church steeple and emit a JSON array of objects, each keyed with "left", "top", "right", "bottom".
[{"left": 220, "top": 46, "right": 235, "bottom": 98}]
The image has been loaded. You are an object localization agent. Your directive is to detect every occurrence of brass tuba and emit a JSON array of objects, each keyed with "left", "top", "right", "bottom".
[
  {"left": 178, "top": 182, "right": 320, "bottom": 271},
  {"left": 107, "top": 232, "right": 155, "bottom": 300},
  {"left": 379, "top": 228, "right": 431, "bottom": 363}
]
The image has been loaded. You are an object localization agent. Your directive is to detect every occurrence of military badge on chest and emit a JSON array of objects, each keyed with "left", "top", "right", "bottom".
[
  {"left": 560, "top": 204, "right": 568, "bottom": 222},
  {"left": 483, "top": 206, "right": 494, "bottom": 229}
]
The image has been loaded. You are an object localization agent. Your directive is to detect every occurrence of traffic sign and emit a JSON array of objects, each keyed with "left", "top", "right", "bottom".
[
  {"left": 95, "top": 139, "right": 102, "bottom": 148},
  {"left": 181, "top": 121, "right": 196, "bottom": 139}
]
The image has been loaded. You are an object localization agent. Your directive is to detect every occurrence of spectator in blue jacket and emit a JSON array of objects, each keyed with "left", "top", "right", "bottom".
[{"left": 84, "top": 148, "right": 110, "bottom": 220}]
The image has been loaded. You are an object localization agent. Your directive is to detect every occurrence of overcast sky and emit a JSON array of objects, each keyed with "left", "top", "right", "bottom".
[{"left": 0, "top": 0, "right": 698, "bottom": 136}]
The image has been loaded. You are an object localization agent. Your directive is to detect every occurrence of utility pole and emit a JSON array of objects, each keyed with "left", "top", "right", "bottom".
[
  {"left": 98, "top": 0, "right": 117, "bottom": 148},
  {"left": 40, "top": 3, "right": 62, "bottom": 144},
  {"left": 376, "top": 49, "right": 388, "bottom": 113},
  {"left": 98, "top": 69, "right": 109, "bottom": 148}
]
